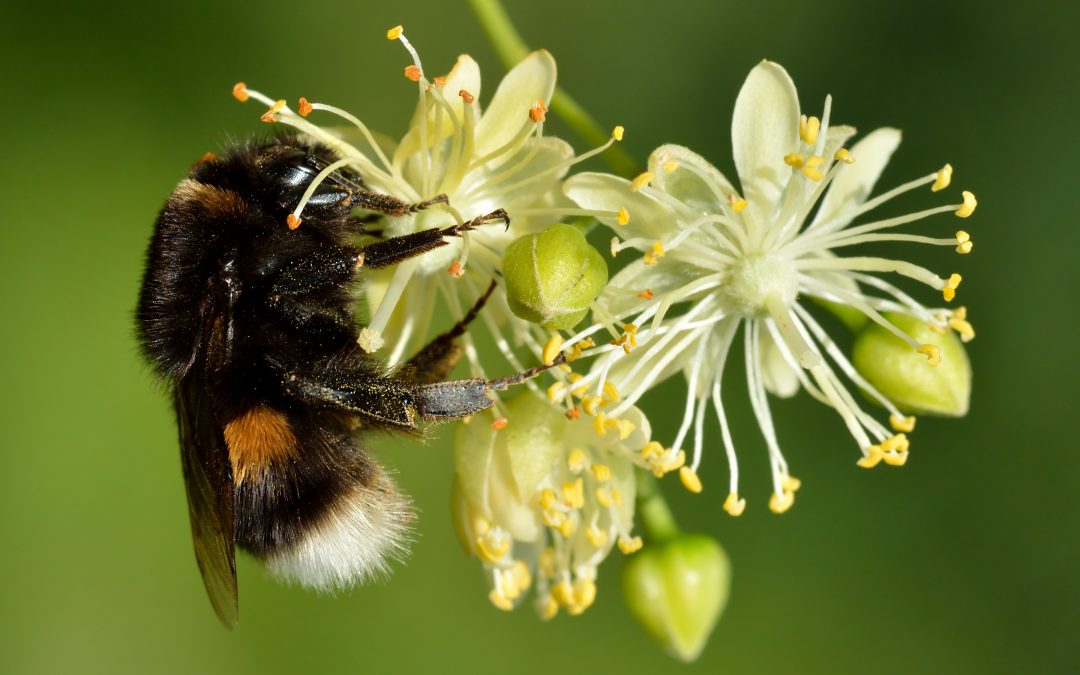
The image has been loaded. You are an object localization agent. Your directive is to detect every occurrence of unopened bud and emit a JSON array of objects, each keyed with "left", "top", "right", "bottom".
[
  {"left": 502, "top": 224, "right": 608, "bottom": 330},
  {"left": 852, "top": 312, "right": 971, "bottom": 416},
  {"left": 621, "top": 534, "right": 730, "bottom": 662}
]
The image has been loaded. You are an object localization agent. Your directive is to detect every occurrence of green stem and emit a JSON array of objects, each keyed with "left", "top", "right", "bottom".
[
  {"left": 466, "top": 0, "right": 642, "bottom": 179},
  {"left": 634, "top": 469, "right": 680, "bottom": 543}
]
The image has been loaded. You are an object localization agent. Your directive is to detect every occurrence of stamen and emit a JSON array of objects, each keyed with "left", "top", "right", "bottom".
[
  {"left": 459, "top": 89, "right": 475, "bottom": 104},
  {"left": 955, "top": 230, "right": 973, "bottom": 254},
  {"left": 932, "top": 164, "right": 953, "bottom": 192},
  {"left": 297, "top": 97, "right": 313, "bottom": 117},
  {"left": 286, "top": 214, "right": 301, "bottom": 230},
  {"left": 630, "top": 172, "right": 654, "bottom": 192},
  {"left": 942, "top": 273, "right": 962, "bottom": 302},
  {"left": 799, "top": 114, "right": 820, "bottom": 145},
  {"left": 723, "top": 492, "right": 746, "bottom": 516},
  {"left": 543, "top": 334, "right": 565, "bottom": 365},
  {"left": 679, "top": 466, "right": 703, "bottom": 493},
  {"left": 529, "top": 99, "right": 548, "bottom": 123},
  {"left": 834, "top": 148, "right": 854, "bottom": 164},
  {"left": 955, "top": 191, "right": 977, "bottom": 218},
  {"left": 386, "top": 25, "right": 403, "bottom": 40},
  {"left": 404, "top": 65, "right": 422, "bottom": 81},
  {"left": 232, "top": 82, "right": 250, "bottom": 102},
  {"left": 491, "top": 417, "right": 509, "bottom": 430},
  {"left": 612, "top": 125, "right": 625, "bottom": 141},
  {"left": 617, "top": 208, "right": 630, "bottom": 225},
  {"left": 917, "top": 344, "right": 942, "bottom": 366},
  {"left": 784, "top": 152, "right": 805, "bottom": 169},
  {"left": 889, "top": 415, "right": 916, "bottom": 432}
]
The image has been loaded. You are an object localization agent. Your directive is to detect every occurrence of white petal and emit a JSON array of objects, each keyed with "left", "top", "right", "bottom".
[
  {"left": 461, "top": 136, "right": 573, "bottom": 215},
  {"left": 564, "top": 172, "right": 677, "bottom": 241},
  {"left": 596, "top": 256, "right": 709, "bottom": 319},
  {"left": 474, "top": 50, "right": 557, "bottom": 158},
  {"left": 822, "top": 124, "right": 857, "bottom": 160},
  {"left": 760, "top": 326, "right": 800, "bottom": 398},
  {"left": 812, "top": 127, "right": 902, "bottom": 230},
  {"left": 648, "top": 144, "right": 734, "bottom": 213},
  {"left": 392, "top": 56, "right": 484, "bottom": 170},
  {"left": 731, "top": 61, "right": 800, "bottom": 218},
  {"left": 444, "top": 53, "right": 482, "bottom": 110}
]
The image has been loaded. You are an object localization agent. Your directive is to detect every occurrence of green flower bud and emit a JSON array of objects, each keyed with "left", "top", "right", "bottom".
[
  {"left": 852, "top": 312, "right": 971, "bottom": 416},
  {"left": 621, "top": 534, "right": 731, "bottom": 662},
  {"left": 502, "top": 223, "right": 608, "bottom": 330}
]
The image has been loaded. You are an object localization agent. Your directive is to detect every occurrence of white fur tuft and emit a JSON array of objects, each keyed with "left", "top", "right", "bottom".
[{"left": 264, "top": 480, "right": 413, "bottom": 592}]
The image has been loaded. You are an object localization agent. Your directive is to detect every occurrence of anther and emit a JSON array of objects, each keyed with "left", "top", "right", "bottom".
[
  {"left": 232, "top": 82, "right": 250, "bottom": 102},
  {"left": 637, "top": 289, "right": 654, "bottom": 300},
  {"left": 529, "top": 99, "right": 548, "bottom": 123},
  {"left": 617, "top": 207, "right": 630, "bottom": 226},
  {"left": 586, "top": 526, "right": 608, "bottom": 548},
  {"left": 801, "top": 166, "right": 824, "bottom": 181},
  {"left": 769, "top": 490, "right": 795, "bottom": 514},
  {"left": 459, "top": 89, "right": 475, "bottom": 104},
  {"left": 857, "top": 445, "right": 884, "bottom": 469},
  {"left": 547, "top": 382, "right": 567, "bottom": 404},
  {"left": 592, "top": 464, "right": 612, "bottom": 482},
  {"left": 889, "top": 415, "right": 916, "bottom": 432},
  {"left": 386, "top": 25, "right": 403, "bottom": 40},
  {"left": 942, "top": 273, "right": 962, "bottom": 302},
  {"left": 297, "top": 97, "right": 313, "bottom": 117},
  {"left": 612, "top": 125, "right": 625, "bottom": 141},
  {"left": 404, "top": 65, "right": 422, "bottom": 81},
  {"left": 731, "top": 198, "right": 748, "bottom": 213},
  {"left": 800, "top": 114, "right": 820, "bottom": 145},
  {"left": 261, "top": 99, "right": 285, "bottom": 123},
  {"left": 723, "top": 492, "right": 746, "bottom": 516},
  {"left": 433, "top": 76, "right": 446, "bottom": 87},
  {"left": 491, "top": 417, "right": 508, "bottom": 430},
  {"left": 618, "top": 535, "right": 643, "bottom": 554},
  {"left": 630, "top": 172, "right": 654, "bottom": 192},
  {"left": 543, "top": 334, "right": 565, "bottom": 366},
  {"left": 679, "top": 466, "right": 703, "bottom": 494},
  {"left": 955, "top": 191, "right": 977, "bottom": 218},
  {"left": 917, "top": 344, "right": 942, "bottom": 367},
  {"left": 932, "top": 164, "right": 953, "bottom": 192},
  {"left": 286, "top": 214, "right": 302, "bottom": 230},
  {"left": 955, "top": 230, "right": 973, "bottom": 254},
  {"left": 663, "top": 159, "right": 679, "bottom": 173},
  {"left": 447, "top": 260, "right": 464, "bottom": 277},
  {"left": 565, "top": 406, "right": 581, "bottom": 420},
  {"left": 784, "top": 152, "right": 806, "bottom": 169},
  {"left": 567, "top": 449, "right": 587, "bottom": 472},
  {"left": 834, "top": 148, "right": 855, "bottom": 164},
  {"left": 488, "top": 589, "right": 514, "bottom": 611}
]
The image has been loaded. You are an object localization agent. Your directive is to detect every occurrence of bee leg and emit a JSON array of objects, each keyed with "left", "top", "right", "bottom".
[
  {"left": 359, "top": 210, "right": 509, "bottom": 269},
  {"left": 405, "top": 280, "right": 497, "bottom": 384},
  {"left": 347, "top": 189, "right": 449, "bottom": 217}
]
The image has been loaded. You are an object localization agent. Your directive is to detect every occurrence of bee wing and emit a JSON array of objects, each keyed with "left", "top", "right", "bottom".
[{"left": 175, "top": 379, "right": 238, "bottom": 628}]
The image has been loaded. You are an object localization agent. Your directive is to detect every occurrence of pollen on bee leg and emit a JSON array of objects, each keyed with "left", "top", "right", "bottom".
[
  {"left": 932, "top": 164, "right": 953, "bottom": 192},
  {"left": 232, "top": 82, "right": 250, "bottom": 102},
  {"left": 723, "top": 492, "right": 746, "bottom": 517},
  {"left": 917, "top": 343, "right": 942, "bottom": 367},
  {"left": 890, "top": 415, "right": 917, "bottom": 432},
  {"left": 679, "top": 466, "right": 703, "bottom": 494},
  {"left": 955, "top": 191, "right": 977, "bottom": 218}
]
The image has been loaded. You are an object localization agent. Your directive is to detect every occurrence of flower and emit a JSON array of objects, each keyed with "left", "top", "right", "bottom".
[
  {"left": 451, "top": 392, "right": 651, "bottom": 617},
  {"left": 234, "top": 26, "right": 622, "bottom": 373},
  {"left": 562, "top": 61, "right": 977, "bottom": 514}
]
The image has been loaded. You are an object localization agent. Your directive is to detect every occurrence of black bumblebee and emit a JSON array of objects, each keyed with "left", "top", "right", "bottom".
[{"left": 137, "top": 136, "right": 547, "bottom": 627}]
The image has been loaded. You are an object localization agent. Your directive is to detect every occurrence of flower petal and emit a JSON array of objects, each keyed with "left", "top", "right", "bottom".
[
  {"left": 648, "top": 144, "right": 734, "bottom": 214},
  {"left": 393, "top": 55, "right": 483, "bottom": 171},
  {"left": 564, "top": 172, "right": 676, "bottom": 241},
  {"left": 812, "top": 127, "right": 902, "bottom": 230},
  {"left": 474, "top": 50, "right": 557, "bottom": 158},
  {"left": 760, "top": 327, "right": 800, "bottom": 398},
  {"left": 731, "top": 61, "right": 800, "bottom": 217},
  {"left": 444, "top": 53, "right": 482, "bottom": 111}
]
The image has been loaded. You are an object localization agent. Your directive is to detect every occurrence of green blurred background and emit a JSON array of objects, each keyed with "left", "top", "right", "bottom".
[{"left": 2, "top": 1, "right": 1077, "bottom": 673}]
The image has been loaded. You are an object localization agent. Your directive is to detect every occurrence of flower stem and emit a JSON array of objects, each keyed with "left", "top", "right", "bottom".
[
  {"left": 634, "top": 469, "right": 681, "bottom": 543},
  {"left": 466, "top": 0, "right": 642, "bottom": 178}
]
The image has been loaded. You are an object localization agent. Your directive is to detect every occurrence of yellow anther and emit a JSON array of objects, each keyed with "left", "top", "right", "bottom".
[
  {"left": 800, "top": 114, "right": 821, "bottom": 145},
  {"left": 573, "top": 578, "right": 597, "bottom": 610},
  {"left": 890, "top": 415, "right": 917, "bottom": 432},
  {"left": 663, "top": 159, "right": 679, "bottom": 173},
  {"left": 955, "top": 230, "right": 973, "bottom": 254},
  {"left": 857, "top": 444, "right": 885, "bottom": 469},
  {"left": 949, "top": 316, "right": 976, "bottom": 342},
  {"left": 539, "top": 547, "right": 557, "bottom": 579},
  {"left": 630, "top": 172, "right": 654, "bottom": 192},
  {"left": 782, "top": 475, "right": 802, "bottom": 493},
  {"left": 612, "top": 125, "right": 625, "bottom": 141},
  {"left": 592, "top": 464, "right": 612, "bottom": 482},
  {"left": 732, "top": 198, "right": 748, "bottom": 213},
  {"left": 769, "top": 490, "right": 795, "bottom": 514},
  {"left": 447, "top": 259, "right": 463, "bottom": 277},
  {"left": 539, "top": 487, "right": 559, "bottom": 511},
  {"left": 586, "top": 526, "right": 609, "bottom": 548},
  {"left": 941, "top": 272, "right": 963, "bottom": 303},
  {"left": 567, "top": 448, "right": 587, "bottom": 473},
  {"left": 472, "top": 517, "right": 491, "bottom": 537},
  {"left": 593, "top": 412, "right": 608, "bottom": 436},
  {"left": 618, "top": 535, "right": 643, "bottom": 554},
  {"left": 617, "top": 207, "right": 630, "bottom": 225},
  {"left": 784, "top": 152, "right": 806, "bottom": 168},
  {"left": 881, "top": 434, "right": 908, "bottom": 453},
  {"left": 917, "top": 343, "right": 942, "bottom": 367},
  {"left": 542, "top": 333, "right": 564, "bottom": 366},
  {"left": 679, "top": 466, "right": 703, "bottom": 493},
  {"left": 801, "top": 166, "right": 824, "bottom": 181},
  {"left": 558, "top": 517, "right": 577, "bottom": 538},
  {"left": 488, "top": 588, "right": 514, "bottom": 611},
  {"left": 563, "top": 478, "right": 586, "bottom": 509},
  {"left": 569, "top": 373, "right": 588, "bottom": 398},
  {"left": 547, "top": 381, "right": 567, "bottom": 404},
  {"left": 643, "top": 240, "right": 666, "bottom": 265},
  {"left": 641, "top": 441, "right": 664, "bottom": 461},
  {"left": 602, "top": 381, "right": 621, "bottom": 403},
  {"left": 581, "top": 395, "right": 602, "bottom": 417},
  {"left": 615, "top": 418, "right": 636, "bottom": 440},
  {"left": 260, "top": 99, "right": 286, "bottom": 123},
  {"left": 595, "top": 487, "right": 614, "bottom": 509},
  {"left": 512, "top": 560, "right": 532, "bottom": 593},
  {"left": 500, "top": 568, "right": 522, "bottom": 600},
  {"left": 545, "top": 510, "right": 568, "bottom": 532},
  {"left": 723, "top": 492, "right": 746, "bottom": 517},
  {"left": 537, "top": 593, "right": 559, "bottom": 620},
  {"left": 882, "top": 451, "right": 909, "bottom": 467},
  {"left": 834, "top": 148, "right": 854, "bottom": 164},
  {"left": 805, "top": 155, "right": 825, "bottom": 168},
  {"left": 386, "top": 25, "right": 403, "bottom": 40},
  {"left": 476, "top": 535, "right": 510, "bottom": 564},
  {"left": 932, "top": 164, "right": 953, "bottom": 192},
  {"left": 955, "top": 190, "right": 977, "bottom": 218},
  {"left": 552, "top": 579, "right": 574, "bottom": 607}
]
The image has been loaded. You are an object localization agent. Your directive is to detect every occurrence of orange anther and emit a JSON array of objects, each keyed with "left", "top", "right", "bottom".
[
  {"left": 286, "top": 214, "right": 302, "bottom": 230},
  {"left": 232, "top": 82, "right": 249, "bottom": 102},
  {"left": 529, "top": 99, "right": 548, "bottom": 123},
  {"left": 637, "top": 289, "right": 654, "bottom": 300},
  {"left": 404, "top": 65, "right": 422, "bottom": 81},
  {"left": 297, "top": 97, "right": 313, "bottom": 117},
  {"left": 491, "top": 417, "right": 509, "bottom": 430},
  {"left": 459, "top": 89, "right": 475, "bottom": 104}
]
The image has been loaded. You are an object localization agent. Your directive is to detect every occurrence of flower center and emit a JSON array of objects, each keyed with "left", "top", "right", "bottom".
[{"left": 720, "top": 253, "right": 798, "bottom": 318}]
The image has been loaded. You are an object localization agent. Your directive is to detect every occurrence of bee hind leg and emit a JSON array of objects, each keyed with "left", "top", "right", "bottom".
[{"left": 404, "top": 280, "right": 497, "bottom": 385}]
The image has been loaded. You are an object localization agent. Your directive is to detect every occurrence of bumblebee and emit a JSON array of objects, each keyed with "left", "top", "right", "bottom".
[{"left": 137, "top": 136, "right": 545, "bottom": 626}]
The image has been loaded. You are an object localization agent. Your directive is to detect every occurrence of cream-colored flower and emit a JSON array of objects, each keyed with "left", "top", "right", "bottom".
[
  {"left": 452, "top": 392, "right": 649, "bottom": 617},
  {"left": 561, "top": 61, "right": 977, "bottom": 514}
]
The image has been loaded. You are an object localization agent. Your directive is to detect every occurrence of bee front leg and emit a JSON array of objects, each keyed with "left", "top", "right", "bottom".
[{"left": 359, "top": 209, "right": 508, "bottom": 269}]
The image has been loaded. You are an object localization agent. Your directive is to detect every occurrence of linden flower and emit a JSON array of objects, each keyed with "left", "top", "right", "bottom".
[
  {"left": 452, "top": 392, "right": 649, "bottom": 618},
  {"left": 562, "top": 61, "right": 977, "bottom": 514},
  {"left": 234, "top": 26, "right": 620, "bottom": 370}
]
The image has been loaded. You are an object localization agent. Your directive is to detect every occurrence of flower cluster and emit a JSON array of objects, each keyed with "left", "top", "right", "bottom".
[{"left": 235, "top": 26, "right": 976, "bottom": 623}]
